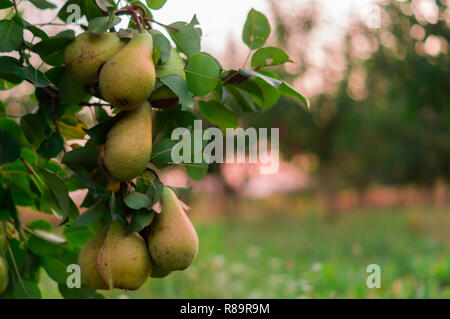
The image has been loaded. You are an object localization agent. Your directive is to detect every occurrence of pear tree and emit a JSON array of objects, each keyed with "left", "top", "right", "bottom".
[{"left": 0, "top": 0, "right": 308, "bottom": 298}]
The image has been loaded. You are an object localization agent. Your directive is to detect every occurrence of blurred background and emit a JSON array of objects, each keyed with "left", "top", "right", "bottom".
[{"left": 2, "top": 0, "right": 450, "bottom": 298}]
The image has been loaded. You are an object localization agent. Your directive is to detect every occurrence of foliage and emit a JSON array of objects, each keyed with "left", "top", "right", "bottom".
[
  {"left": 245, "top": 0, "right": 449, "bottom": 192},
  {"left": 39, "top": 207, "right": 450, "bottom": 298},
  {"left": 0, "top": 0, "right": 307, "bottom": 298}
]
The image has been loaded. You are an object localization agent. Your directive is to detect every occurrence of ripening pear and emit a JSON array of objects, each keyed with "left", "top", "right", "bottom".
[
  {"left": 64, "top": 32, "right": 126, "bottom": 85},
  {"left": 98, "top": 221, "right": 151, "bottom": 290},
  {"left": 150, "top": 257, "right": 172, "bottom": 278},
  {"left": 149, "top": 48, "right": 186, "bottom": 109},
  {"left": 101, "top": 101, "right": 152, "bottom": 182},
  {"left": 148, "top": 187, "right": 199, "bottom": 271},
  {"left": 78, "top": 228, "right": 109, "bottom": 290},
  {"left": 99, "top": 32, "right": 156, "bottom": 110},
  {"left": 0, "top": 255, "right": 9, "bottom": 295}
]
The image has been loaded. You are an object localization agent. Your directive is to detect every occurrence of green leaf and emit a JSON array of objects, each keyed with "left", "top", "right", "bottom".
[
  {"left": 242, "top": 9, "right": 271, "bottom": 50},
  {"left": 151, "top": 137, "right": 178, "bottom": 165},
  {"left": 129, "top": 209, "right": 155, "bottom": 233},
  {"left": 70, "top": 200, "right": 107, "bottom": 227},
  {"left": 42, "top": 249, "right": 77, "bottom": 283},
  {"left": 253, "top": 78, "right": 281, "bottom": 110},
  {"left": 278, "top": 81, "right": 310, "bottom": 109},
  {"left": 185, "top": 53, "right": 220, "bottom": 96},
  {"left": 160, "top": 75, "right": 194, "bottom": 110},
  {"left": 226, "top": 85, "right": 258, "bottom": 112},
  {"left": 39, "top": 169, "right": 78, "bottom": 223},
  {"left": 29, "top": 0, "right": 56, "bottom": 9},
  {"left": 150, "top": 30, "right": 171, "bottom": 64},
  {"left": 37, "top": 131, "right": 64, "bottom": 159},
  {"left": 185, "top": 157, "right": 209, "bottom": 181},
  {"left": 22, "top": 20, "right": 48, "bottom": 39},
  {"left": 0, "top": 129, "right": 20, "bottom": 165},
  {"left": 95, "top": 0, "right": 115, "bottom": 12},
  {"left": 198, "top": 101, "right": 239, "bottom": 131},
  {"left": 88, "top": 16, "right": 121, "bottom": 33},
  {"left": 258, "top": 69, "right": 310, "bottom": 109},
  {"left": 58, "top": 71, "right": 90, "bottom": 105},
  {"left": 14, "top": 280, "right": 42, "bottom": 299},
  {"left": 146, "top": 0, "right": 166, "bottom": 9},
  {"left": 31, "top": 229, "right": 66, "bottom": 245},
  {"left": 58, "top": 0, "right": 104, "bottom": 23},
  {"left": 21, "top": 113, "right": 51, "bottom": 146},
  {"left": 109, "top": 192, "right": 124, "bottom": 222},
  {"left": 239, "top": 68, "right": 281, "bottom": 87},
  {"left": 251, "top": 47, "right": 292, "bottom": 68},
  {"left": 32, "top": 30, "right": 75, "bottom": 66},
  {"left": 0, "top": 18, "right": 23, "bottom": 52},
  {"left": 167, "top": 21, "right": 201, "bottom": 58},
  {"left": 124, "top": 192, "right": 152, "bottom": 210},
  {"left": 59, "top": 283, "right": 103, "bottom": 299},
  {"left": 85, "top": 116, "right": 117, "bottom": 145},
  {"left": 0, "top": 0, "right": 13, "bottom": 9},
  {"left": 64, "top": 225, "right": 94, "bottom": 251},
  {"left": 62, "top": 144, "right": 99, "bottom": 171}
]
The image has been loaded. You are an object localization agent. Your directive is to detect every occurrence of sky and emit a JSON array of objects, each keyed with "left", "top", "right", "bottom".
[{"left": 144, "top": 0, "right": 377, "bottom": 53}]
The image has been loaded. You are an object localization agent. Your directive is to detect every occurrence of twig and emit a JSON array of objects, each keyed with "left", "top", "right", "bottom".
[
  {"left": 2, "top": 222, "right": 30, "bottom": 298},
  {"left": 145, "top": 18, "right": 179, "bottom": 31},
  {"left": 11, "top": 0, "right": 19, "bottom": 15}
]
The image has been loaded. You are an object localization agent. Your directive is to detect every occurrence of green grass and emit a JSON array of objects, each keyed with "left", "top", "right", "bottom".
[{"left": 40, "top": 206, "right": 450, "bottom": 298}]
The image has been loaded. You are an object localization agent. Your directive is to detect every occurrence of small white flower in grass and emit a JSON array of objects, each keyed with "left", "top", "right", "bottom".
[{"left": 311, "top": 262, "right": 323, "bottom": 272}]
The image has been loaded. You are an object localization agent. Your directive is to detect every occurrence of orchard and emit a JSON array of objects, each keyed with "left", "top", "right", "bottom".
[{"left": 0, "top": 0, "right": 307, "bottom": 298}]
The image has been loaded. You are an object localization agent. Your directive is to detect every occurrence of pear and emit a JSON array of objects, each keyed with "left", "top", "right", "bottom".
[
  {"left": 0, "top": 255, "right": 9, "bottom": 295},
  {"left": 150, "top": 256, "right": 172, "bottom": 278},
  {"left": 99, "top": 32, "right": 156, "bottom": 110},
  {"left": 64, "top": 31, "right": 126, "bottom": 85},
  {"left": 78, "top": 228, "right": 109, "bottom": 290},
  {"left": 148, "top": 187, "right": 199, "bottom": 271},
  {"left": 149, "top": 48, "right": 186, "bottom": 109},
  {"left": 101, "top": 101, "right": 152, "bottom": 182},
  {"left": 98, "top": 221, "right": 151, "bottom": 290}
]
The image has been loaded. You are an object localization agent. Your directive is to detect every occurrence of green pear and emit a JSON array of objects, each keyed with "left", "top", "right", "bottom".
[
  {"left": 0, "top": 255, "right": 9, "bottom": 295},
  {"left": 148, "top": 187, "right": 199, "bottom": 271},
  {"left": 64, "top": 31, "right": 126, "bottom": 85},
  {"left": 99, "top": 32, "right": 156, "bottom": 110},
  {"left": 101, "top": 101, "right": 152, "bottom": 182},
  {"left": 98, "top": 221, "right": 151, "bottom": 290},
  {"left": 78, "top": 228, "right": 109, "bottom": 290},
  {"left": 149, "top": 48, "right": 186, "bottom": 109}
]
